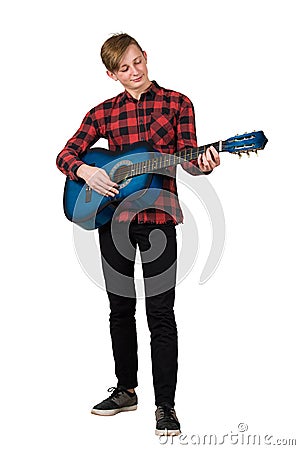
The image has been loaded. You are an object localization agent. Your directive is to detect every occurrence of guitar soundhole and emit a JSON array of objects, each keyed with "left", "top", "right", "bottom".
[{"left": 114, "top": 165, "right": 131, "bottom": 183}]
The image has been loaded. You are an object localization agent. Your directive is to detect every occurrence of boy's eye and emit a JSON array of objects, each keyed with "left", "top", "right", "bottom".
[{"left": 119, "top": 59, "right": 142, "bottom": 72}]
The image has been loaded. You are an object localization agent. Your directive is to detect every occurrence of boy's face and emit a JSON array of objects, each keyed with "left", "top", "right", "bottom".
[{"left": 107, "top": 44, "right": 150, "bottom": 94}]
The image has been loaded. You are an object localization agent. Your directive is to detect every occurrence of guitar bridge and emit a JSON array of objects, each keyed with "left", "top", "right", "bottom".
[{"left": 85, "top": 185, "right": 92, "bottom": 203}]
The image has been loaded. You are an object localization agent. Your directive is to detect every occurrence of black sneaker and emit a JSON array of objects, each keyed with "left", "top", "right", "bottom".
[
  {"left": 155, "top": 403, "right": 181, "bottom": 436},
  {"left": 91, "top": 386, "right": 138, "bottom": 416}
]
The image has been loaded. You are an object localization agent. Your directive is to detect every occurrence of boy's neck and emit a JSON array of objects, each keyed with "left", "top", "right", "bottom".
[{"left": 126, "top": 81, "right": 152, "bottom": 100}]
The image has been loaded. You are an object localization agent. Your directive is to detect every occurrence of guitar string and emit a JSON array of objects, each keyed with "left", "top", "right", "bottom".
[
  {"left": 113, "top": 136, "right": 261, "bottom": 181},
  {"left": 114, "top": 145, "right": 220, "bottom": 181},
  {"left": 113, "top": 142, "right": 220, "bottom": 182}
]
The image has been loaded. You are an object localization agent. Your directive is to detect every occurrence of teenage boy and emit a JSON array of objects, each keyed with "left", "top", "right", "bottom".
[{"left": 56, "top": 33, "right": 220, "bottom": 436}]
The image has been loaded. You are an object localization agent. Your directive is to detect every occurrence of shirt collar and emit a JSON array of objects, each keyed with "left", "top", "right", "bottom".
[{"left": 119, "top": 80, "right": 160, "bottom": 106}]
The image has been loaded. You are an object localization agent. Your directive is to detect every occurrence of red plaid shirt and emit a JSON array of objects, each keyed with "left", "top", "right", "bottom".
[{"left": 56, "top": 81, "right": 205, "bottom": 225}]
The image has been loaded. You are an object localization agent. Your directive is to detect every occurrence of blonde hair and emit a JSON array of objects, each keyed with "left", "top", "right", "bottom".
[{"left": 100, "top": 33, "right": 143, "bottom": 73}]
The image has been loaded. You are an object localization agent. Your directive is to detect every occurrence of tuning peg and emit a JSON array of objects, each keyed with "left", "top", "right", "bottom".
[
  {"left": 246, "top": 151, "right": 250, "bottom": 158},
  {"left": 253, "top": 130, "right": 256, "bottom": 132},
  {"left": 254, "top": 149, "right": 258, "bottom": 156},
  {"left": 238, "top": 152, "right": 242, "bottom": 159}
]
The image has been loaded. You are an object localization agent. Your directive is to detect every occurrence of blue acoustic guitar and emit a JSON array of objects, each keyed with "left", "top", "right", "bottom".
[{"left": 63, "top": 131, "right": 268, "bottom": 230}]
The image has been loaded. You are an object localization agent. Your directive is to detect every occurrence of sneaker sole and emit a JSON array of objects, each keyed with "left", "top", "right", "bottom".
[
  {"left": 155, "top": 428, "right": 181, "bottom": 437},
  {"left": 91, "top": 405, "right": 137, "bottom": 416}
]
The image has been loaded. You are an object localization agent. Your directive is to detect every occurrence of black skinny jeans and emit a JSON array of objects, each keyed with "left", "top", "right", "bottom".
[{"left": 98, "top": 220, "right": 178, "bottom": 407}]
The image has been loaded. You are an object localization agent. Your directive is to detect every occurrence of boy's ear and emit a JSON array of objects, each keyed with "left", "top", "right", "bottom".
[
  {"left": 143, "top": 50, "right": 147, "bottom": 63},
  {"left": 106, "top": 70, "right": 118, "bottom": 81}
]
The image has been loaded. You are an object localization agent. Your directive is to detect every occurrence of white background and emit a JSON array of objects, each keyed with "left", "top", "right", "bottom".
[{"left": 1, "top": 0, "right": 299, "bottom": 448}]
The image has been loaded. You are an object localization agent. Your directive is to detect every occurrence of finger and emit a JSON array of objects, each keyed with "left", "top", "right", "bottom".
[
  {"left": 198, "top": 154, "right": 211, "bottom": 172},
  {"left": 89, "top": 169, "right": 117, "bottom": 188},
  {"left": 205, "top": 148, "right": 219, "bottom": 169},
  {"left": 206, "top": 146, "right": 218, "bottom": 161},
  {"left": 205, "top": 148, "right": 214, "bottom": 164},
  {"left": 89, "top": 180, "right": 118, "bottom": 197},
  {"left": 100, "top": 185, "right": 119, "bottom": 197},
  {"left": 98, "top": 187, "right": 116, "bottom": 197},
  {"left": 103, "top": 182, "right": 120, "bottom": 196},
  {"left": 105, "top": 189, "right": 116, "bottom": 197},
  {"left": 203, "top": 155, "right": 211, "bottom": 169},
  {"left": 98, "top": 169, "right": 120, "bottom": 187},
  {"left": 205, "top": 151, "right": 217, "bottom": 169},
  {"left": 209, "top": 146, "right": 221, "bottom": 165},
  {"left": 201, "top": 153, "right": 208, "bottom": 165},
  {"left": 107, "top": 186, "right": 120, "bottom": 195},
  {"left": 104, "top": 176, "right": 119, "bottom": 188}
]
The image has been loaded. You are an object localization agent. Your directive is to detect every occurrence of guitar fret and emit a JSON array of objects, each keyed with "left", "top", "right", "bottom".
[
  {"left": 121, "top": 137, "right": 252, "bottom": 182},
  {"left": 128, "top": 141, "right": 222, "bottom": 180}
]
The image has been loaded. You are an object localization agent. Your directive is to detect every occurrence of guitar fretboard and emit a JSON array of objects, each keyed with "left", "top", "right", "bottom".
[{"left": 118, "top": 140, "right": 221, "bottom": 181}]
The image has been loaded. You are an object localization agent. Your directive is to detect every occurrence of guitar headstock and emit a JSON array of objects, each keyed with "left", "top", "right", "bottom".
[{"left": 223, "top": 131, "right": 268, "bottom": 157}]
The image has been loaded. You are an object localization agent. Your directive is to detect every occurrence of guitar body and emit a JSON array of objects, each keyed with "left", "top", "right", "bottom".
[{"left": 63, "top": 141, "right": 164, "bottom": 230}]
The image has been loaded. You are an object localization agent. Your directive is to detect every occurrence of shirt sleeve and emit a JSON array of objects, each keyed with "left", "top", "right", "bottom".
[
  {"left": 56, "top": 108, "right": 104, "bottom": 181},
  {"left": 177, "top": 98, "right": 212, "bottom": 176}
]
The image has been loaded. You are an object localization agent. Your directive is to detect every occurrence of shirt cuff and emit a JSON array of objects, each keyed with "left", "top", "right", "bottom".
[{"left": 70, "top": 161, "right": 85, "bottom": 181}]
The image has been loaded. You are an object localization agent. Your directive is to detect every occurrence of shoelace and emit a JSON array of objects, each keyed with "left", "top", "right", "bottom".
[
  {"left": 157, "top": 405, "right": 177, "bottom": 422},
  {"left": 107, "top": 386, "right": 127, "bottom": 399}
]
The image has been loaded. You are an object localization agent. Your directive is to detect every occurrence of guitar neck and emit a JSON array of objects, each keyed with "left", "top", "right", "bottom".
[
  {"left": 130, "top": 141, "right": 222, "bottom": 177},
  {"left": 174, "top": 140, "right": 222, "bottom": 164},
  {"left": 112, "top": 130, "right": 268, "bottom": 183}
]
